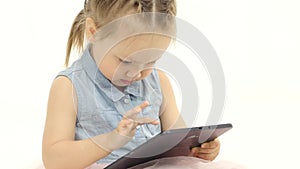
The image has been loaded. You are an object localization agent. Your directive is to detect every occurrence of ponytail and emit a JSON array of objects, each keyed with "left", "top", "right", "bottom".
[
  {"left": 155, "top": 0, "right": 177, "bottom": 15},
  {"left": 139, "top": 0, "right": 154, "bottom": 12},
  {"left": 65, "top": 9, "right": 86, "bottom": 67}
]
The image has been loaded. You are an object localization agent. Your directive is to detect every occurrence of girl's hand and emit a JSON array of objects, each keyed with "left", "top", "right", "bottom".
[
  {"left": 190, "top": 139, "right": 220, "bottom": 161},
  {"left": 98, "top": 101, "right": 159, "bottom": 152},
  {"left": 115, "top": 101, "right": 159, "bottom": 138}
]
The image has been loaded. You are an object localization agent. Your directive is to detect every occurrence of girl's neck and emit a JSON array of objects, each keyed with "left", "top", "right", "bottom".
[{"left": 115, "top": 86, "right": 126, "bottom": 92}]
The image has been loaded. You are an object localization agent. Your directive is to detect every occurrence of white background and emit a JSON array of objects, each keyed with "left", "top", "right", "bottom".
[{"left": 0, "top": 0, "right": 299, "bottom": 168}]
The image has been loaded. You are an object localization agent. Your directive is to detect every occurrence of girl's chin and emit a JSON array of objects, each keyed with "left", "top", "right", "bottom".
[
  {"left": 110, "top": 80, "right": 131, "bottom": 89},
  {"left": 119, "top": 79, "right": 132, "bottom": 85}
]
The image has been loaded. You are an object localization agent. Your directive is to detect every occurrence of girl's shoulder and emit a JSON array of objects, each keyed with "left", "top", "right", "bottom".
[{"left": 57, "top": 60, "right": 84, "bottom": 78}]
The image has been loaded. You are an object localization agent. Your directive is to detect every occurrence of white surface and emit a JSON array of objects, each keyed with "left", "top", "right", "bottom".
[{"left": 0, "top": 0, "right": 299, "bottom": 168}]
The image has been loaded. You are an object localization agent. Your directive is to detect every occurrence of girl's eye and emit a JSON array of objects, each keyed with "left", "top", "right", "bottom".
[
  {"left": 119, "top": 58, "right": 132, "bottom": 64},
  {"left": 147, "top": 61, "right": 156, "bottom": 65},
  {"left": 123, "top": 60, "right": 132, "bottom": 64}
]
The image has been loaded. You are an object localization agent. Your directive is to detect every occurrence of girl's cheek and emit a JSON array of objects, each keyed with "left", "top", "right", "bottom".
[{"left": 142, "top": 69, "right": 153, "bottom": 76}]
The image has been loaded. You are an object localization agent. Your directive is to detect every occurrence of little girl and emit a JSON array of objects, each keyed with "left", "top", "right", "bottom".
[{"left": 42, "top": 0, "right": 229, "bottom": 168}]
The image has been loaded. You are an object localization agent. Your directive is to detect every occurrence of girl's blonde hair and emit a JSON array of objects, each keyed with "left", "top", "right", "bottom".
[{"left": 65, "top": 0, "right": 177, "bottom": 67}]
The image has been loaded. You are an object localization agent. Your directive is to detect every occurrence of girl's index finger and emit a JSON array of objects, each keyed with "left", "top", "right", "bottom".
[
  {"left": 139, "top": 101, "right": 149, "bottom": 109},
  {"left": 133, "top": 101, "right": 149, "bottom": 112},
  {"left": 124, "top": 101, "right": 149, "bottom": 118}
]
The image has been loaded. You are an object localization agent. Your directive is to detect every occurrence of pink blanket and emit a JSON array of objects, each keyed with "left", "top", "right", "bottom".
[{"left": 87, "top": 156, "right": 246, "bottom": 169}]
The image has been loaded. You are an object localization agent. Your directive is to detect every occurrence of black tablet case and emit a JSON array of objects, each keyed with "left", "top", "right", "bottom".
[{"left": 104, "top": 123, "right": 232, "bottom": 169}]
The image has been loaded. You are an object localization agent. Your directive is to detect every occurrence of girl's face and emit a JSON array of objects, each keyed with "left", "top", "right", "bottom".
[{"left": 95, "top": 35, "right": 171, "bottom": 91}]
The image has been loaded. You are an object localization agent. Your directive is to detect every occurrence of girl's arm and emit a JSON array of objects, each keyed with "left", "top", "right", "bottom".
[
  {"left": 157, "top": 70, "right": 186, "bottom": 131},
  {"left": 42, "top": 76, "right": 110, "bottom": 169},
  {"left": 42, "top": 76, "right": 152, "bottom": 169},
  {"left": 157, "top": 71, "right": 221, "bottom": 161}
]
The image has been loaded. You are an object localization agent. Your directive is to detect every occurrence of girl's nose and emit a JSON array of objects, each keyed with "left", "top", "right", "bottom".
[{"left": 126, "top": 70, "right": 142, "bottom": 79}]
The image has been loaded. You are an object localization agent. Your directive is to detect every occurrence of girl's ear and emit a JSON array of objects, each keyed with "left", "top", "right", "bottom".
[{"left": 85, "top": 17, "right": 97, "bottom": 43}]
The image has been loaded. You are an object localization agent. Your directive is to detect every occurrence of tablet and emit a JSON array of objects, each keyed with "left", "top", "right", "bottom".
[{"left": 104, "top": 123, "right": 232, "bottom": 169}]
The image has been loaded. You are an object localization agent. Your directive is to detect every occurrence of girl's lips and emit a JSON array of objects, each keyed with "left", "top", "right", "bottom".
[{"left": 120, "top": 79, "right": 132, "bottom": 85}]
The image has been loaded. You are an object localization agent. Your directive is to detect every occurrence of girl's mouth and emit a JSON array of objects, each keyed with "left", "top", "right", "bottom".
[{"left": 120, "top": 79, "right": 132, "bottom": 85}]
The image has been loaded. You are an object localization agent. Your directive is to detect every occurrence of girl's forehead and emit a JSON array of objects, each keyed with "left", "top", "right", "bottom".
[{"left": 111, "top": 34, "right": 171, "bottom": 57}]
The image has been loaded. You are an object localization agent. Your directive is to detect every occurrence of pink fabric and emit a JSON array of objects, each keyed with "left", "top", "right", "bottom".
[
  {"left": 128, "top": 156, "right": 246, "bottom": 169},
  {"left": 32, "top": 156, "right": 246, "bottom": 169},
  {"left": 85, "top": 163, "right": 108, "bottom": 169},
  {"left": 30, "top": 162, "right": 108, "bottom": 169},
  {"left": 86, "top": 156, "right": 246, "bottom": 169}
]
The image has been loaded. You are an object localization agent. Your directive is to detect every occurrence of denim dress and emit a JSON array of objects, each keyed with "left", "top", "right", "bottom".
[{"left": 57, "top": 47, "right": 162, "bottom": 164}]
